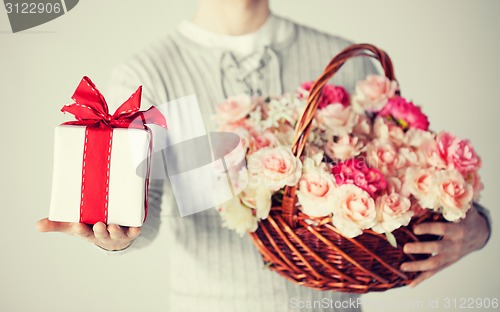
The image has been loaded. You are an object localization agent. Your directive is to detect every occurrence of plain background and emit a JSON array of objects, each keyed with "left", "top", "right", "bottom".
[{"left": 1, "top": 1, "right": 499, "bottom": 311}]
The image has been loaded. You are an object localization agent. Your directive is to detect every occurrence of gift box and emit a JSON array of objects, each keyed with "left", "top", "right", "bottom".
[{"left": 48, "top": 76, "right": 167, "bottom": 226}]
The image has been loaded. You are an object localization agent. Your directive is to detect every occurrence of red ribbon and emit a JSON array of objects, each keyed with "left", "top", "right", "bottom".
[{"left": 61, "top": 76, "right": 167, "bottom": 225}]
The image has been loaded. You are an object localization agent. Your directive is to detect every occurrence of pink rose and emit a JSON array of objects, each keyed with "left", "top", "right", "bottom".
[
  {"left": 435, "top": 169, "right": 473, "bottom": 221},
  {"left": 403, "top": 167, "right": 440, "bottom": 210},
  {"left": 324, "top": 135, "right": 364, "bottom": 161},
  {"left": 300, "top": 81, "right": 350, "bottom": 109},
  {"left": 354, "top": 75, "right": 399, "bottom": 112},
  {"left": 372, "top": 193, "right": 413, "bottom": 233},
  {"left": 366, "top": 140, "right": 406, "bottom": 175},
  {"left": 331, "top": 158, "right": 387, "bottom": 197},
  {"left": 432, "top": 132, "right": 481, "bottom": 173},
  {"left": 297, "top": 171, "right": 337, "bottom": 217},
  {"left": 378, "top": 96, "right": 429, "bottom": 130},
  {"left": 332, "top": 184, "right": 377, "bottom": 238},
  {"left": 216, "top": 94, "right": 257, "bottom": 123},
  {"left": 315, "top": 104, "right": 359, "bottom": 136},
  {"left": 248, "top": 130, "right": 279, "bottom": 154},
  {"left": 247, "top": 146, "right": 302, "bottom": 191}
]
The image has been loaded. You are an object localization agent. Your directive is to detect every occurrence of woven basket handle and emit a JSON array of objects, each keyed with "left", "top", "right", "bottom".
[{"left": 281, "top": 43, "right": 398, "bottom": 227}]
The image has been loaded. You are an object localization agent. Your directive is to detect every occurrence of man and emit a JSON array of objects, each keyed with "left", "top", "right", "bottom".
[{"left": 37, "top": 0, "right": 490, "bottom": 311}]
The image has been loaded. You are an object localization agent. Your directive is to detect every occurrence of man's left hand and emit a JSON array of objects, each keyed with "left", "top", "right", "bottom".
[{"left": 401, "top": 205, "right": 490, "bottom": 288}]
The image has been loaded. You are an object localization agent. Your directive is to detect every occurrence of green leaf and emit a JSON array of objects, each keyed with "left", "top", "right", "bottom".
[{"left": 385, "top": 232, "right": 398, "bottom": 248}]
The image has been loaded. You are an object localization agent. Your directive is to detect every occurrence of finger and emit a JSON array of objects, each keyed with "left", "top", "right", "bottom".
[
  {"left": 414, "top": 222, "right": 452, "bottom": 236},
  {"left": 126, "top": 227, "right": 142, "bottom": 240},
  {"left": 409, "top": 270, "right": 438, "bottom": 288},
  {"left": 108, "top": 224, "right": 127, "bottom": 240},
  {"left": 401, "top": 255, "right": 446, "bottom": 272},
  {"left": 73, "top": 223, "right": 94, "bottom": 239},
  {"left": 36, "top": 218, "right": 73, "bottom": 233},
  {"left": 404, "top": 241, "right": 448, "bottom": 255},
  {"left": 93, "top": 222, "right": 110, "bottom": 240}
]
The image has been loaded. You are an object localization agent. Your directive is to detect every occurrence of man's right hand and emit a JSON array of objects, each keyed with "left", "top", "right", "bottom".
[{"left": 36, "top": 218, "right": 141, "bottom": 251}]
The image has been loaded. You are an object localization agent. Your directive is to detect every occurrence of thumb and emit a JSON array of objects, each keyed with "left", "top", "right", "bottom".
[{"left": 36, "top": 218, "right": 72, "bottom": 233}]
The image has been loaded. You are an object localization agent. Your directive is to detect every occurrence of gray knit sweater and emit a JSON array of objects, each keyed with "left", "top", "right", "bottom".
[{"left": 106, "top": 15, "right": 377, "bottom": 312}]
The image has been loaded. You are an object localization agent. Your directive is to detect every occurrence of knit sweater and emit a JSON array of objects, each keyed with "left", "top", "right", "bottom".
[{"left": 106, "top": 15, "right": 377, "bottom": 312}]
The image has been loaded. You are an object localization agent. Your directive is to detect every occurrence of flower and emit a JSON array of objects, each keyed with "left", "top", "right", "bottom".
[
  {"left": 274, "top": 123, "right": 296, "bottom": 146},
  {"left": 216, "top": 94, "right": 256, "bottom": 123},
  {"left": 247, "top": 146, "right": 302, "bottom": 191},
  {"left": 331, "top": 158, "right": 387, "bottom": 197},
  {"left": 297, "top": 170, "right": 337, "bottom": 217},
  {"left": 300, "top": 82, "right": 350, "bottom": 109},
  {"left": 432, "top": 132, "right": 481, "bottom": 173},
  {"left": 248, "top": 130, "right": 279, "bottom": 154},
  {"left": 366, "top": 140, "right": 406, "bottom": 175},
  {"left": 372, "top": 193, "right": 413, "bottom": 233},
  {"left": 240, "top": 185, "right": 273, "bottom": 219},
  {"left": 218, "top": 197, "right": 258, "bottom": 236},
  {"left": 386, "top": 176, "right": 404, "bottom": 194},
  {"left": 315, "top": 103, "right": 359, "bottom": 137},
  {"left": 398, "top": 147, "right": 420, "bottom": 167},
  {"left": 324, "top": 135, "right": 364, "bottom": 161},
  {"left": 464, "top": 170, "right": 484, "bottom": 202},
  {"left": 378, "top": 96, "right": 429, "bottom": 130},
  {"left": 373, "top": 116, "right": 405, "bottom": 146},
  {"left": 403, "top": 167, "right": 440, "bottom": 210},
  {"left": 404, "top": 128, "right": 435, "bottom": 147},
  {"left": 332, "top": 184, "right": 377, "bottom": 238},
  {"left": 213, "top": 75, "right": 483, "bottom": 238},
  {"left": 352, "top": 113, "right": 372, "bottom": 138},
  {"left": 261, "top": 96, "right": 302, "bottom": 129},
  {"left": 435, "top": 169, "right": 473, "bottom": 221},
  {"left": 353, "top": 75, "right": 398, "bottom": 112}
]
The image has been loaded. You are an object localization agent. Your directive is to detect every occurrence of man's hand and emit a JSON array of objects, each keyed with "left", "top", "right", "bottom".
[
  {"left": 401, "top": 206, "right": 489, "bottom": 287},
  {"left": 36, "top": 218, "right": 141, "bottom": 251}
]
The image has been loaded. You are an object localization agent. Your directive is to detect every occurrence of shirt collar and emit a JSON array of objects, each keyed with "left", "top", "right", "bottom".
[{"left": 177, "top": 14, "right": 294, "bottom": 56}]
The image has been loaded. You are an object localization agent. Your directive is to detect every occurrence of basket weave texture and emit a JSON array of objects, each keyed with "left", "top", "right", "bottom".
[{"left": 249, "top": 43, "right": 441, "bottom": 293}]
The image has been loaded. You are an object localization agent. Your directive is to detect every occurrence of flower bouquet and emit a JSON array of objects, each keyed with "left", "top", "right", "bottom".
[{"left": 214, "top": 44, "right": 482, "bottom": 293}]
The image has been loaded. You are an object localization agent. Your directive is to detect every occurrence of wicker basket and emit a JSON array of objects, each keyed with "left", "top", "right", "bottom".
[{"left": 248, "top": 43, "right": 442, "bottom": 293}]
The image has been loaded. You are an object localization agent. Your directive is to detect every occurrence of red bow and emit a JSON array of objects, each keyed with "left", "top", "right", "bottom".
[{"left": 61, "top": 76, "right": 167, "bottom": 129}]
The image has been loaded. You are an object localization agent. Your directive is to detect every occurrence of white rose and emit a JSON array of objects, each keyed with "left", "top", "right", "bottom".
[
  {"left": 240, "top": 185, "right": 273, "bottom": 219},
  {"left": 372, "top": 193, "right": 413, "bottom": 233},
  {"left": 218, "top": 198, "right": 258, "bottom": 236},
  {"left": 373, "top": 116, "right": 405, "bottom": 146},
  {"left": 324, "top": 135, "right": 364, "bottom": 161},
  {"left": 352, "top": 75, "right": 398, "bottom": 112},
  {"left": 297, "top": 170, "right": 337, "bottom": 217},
  {"left": 332, "top": 184, "right": 377, "bottom": 238},
  {"left": 315, "top": 103, "right": 359, "bottom": 137},
  {"left": 247, "top": 146, "right": 302, "bottom": 191},
  {"left": 402, "top": 167, "right": 440, "bottom": 210}
]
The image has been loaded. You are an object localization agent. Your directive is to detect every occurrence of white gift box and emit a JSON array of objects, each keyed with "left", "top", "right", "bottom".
[{"left": 49, "top": 125, "right": 151, "bottom": 226}]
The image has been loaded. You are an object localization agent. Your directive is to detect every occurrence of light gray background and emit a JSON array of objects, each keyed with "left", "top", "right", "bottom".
[{"left": 1, "top": 1, "right": 499, "bottom": 311}]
